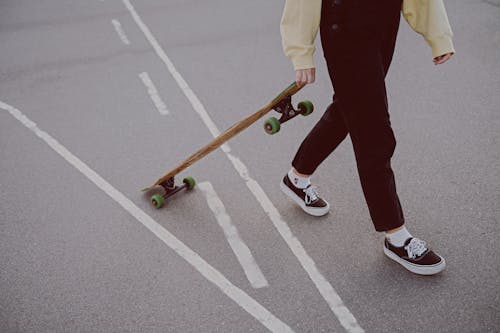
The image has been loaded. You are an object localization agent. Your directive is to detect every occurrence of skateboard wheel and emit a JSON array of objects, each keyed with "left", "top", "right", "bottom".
[
  {"left": 151, "top": 194, "right": 165, "bottom": 209},
  {"left": 264, "top": 117, "right": 280, "bottom": 135},
  {"left": 298, "top": 100, "right": 314, "bottom": 116},
  {"left": 183, "top": 176, "right": 196, "bottom": 190}
]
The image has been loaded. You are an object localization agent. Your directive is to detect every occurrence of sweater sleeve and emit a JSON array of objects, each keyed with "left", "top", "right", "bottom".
[
  {"left": 402, "top": 0, "right": 456, "bottom": 58},
  {"left": 280, "top": 0, "right": 322, "bottom": 70}
]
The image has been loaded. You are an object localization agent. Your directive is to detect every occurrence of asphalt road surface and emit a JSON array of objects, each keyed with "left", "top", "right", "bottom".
[{"left": 1, "top": 1, "right": 499, "bottom": 332}]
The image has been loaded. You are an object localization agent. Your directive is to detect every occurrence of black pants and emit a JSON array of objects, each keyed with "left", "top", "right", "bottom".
[{"left": 292, "top": 0, "right": 404, "bottom": 232}]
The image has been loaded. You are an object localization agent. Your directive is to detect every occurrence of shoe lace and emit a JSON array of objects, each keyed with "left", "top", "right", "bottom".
[
  {"left": 303, "top": 186, "right": 319, "bottom": 205},
  {"left": 404, "top": 238, "right": 428, "bottom": 259}
]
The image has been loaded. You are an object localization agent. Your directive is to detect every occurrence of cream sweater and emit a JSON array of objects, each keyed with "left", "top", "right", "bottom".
[{"left": 280, "top": 0, "right": 456, "bottom": 70}]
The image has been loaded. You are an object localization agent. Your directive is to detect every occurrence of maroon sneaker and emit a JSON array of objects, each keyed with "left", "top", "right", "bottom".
[
  {"left": 280, "top": 175, "right": 330, "bottom": 216},
  {"left": 384, "top": 237, "right": 446, "bottom": 275}
]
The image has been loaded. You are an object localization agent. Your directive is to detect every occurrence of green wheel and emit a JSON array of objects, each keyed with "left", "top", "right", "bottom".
[
  {"left": 183, "top": 176, "right": 196, "bottom": 190},
  {"left": 298, "top": 100, "right": 314, "bottom": 116},
  {"left": 264, "top": 117, "right": 281, "bottom": 135},
  {"left": 151, "top": 194, "right": 165, "bottom": 209}
]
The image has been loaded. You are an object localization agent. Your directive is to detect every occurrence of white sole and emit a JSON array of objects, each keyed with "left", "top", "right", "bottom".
[
  {"left": 383, "top": 246, "right": 446, "bottom": 275},
  {"left": 280, "top": 180, "right": 330, "bottom": 217}
]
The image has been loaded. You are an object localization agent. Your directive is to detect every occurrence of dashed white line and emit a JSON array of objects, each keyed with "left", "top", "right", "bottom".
[
  {"left": 199, "top": 182, "right": 269, "bottom": 289},
  {"left": 0, "top": 100, "right": 294, "bottom": 333},
  {"left": 139, "top": 72, "right": 169, "bottom": 115},
  {"left": 122, "top": 1, "right": 364, "bottom": 332},
  {"left": 111, "top": 19, "right": 131, "bottom": 45}
]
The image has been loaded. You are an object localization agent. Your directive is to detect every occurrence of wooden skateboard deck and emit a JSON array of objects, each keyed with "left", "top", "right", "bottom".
[{"left": 142, "top": 82, "right": 305, "bottom": 192}]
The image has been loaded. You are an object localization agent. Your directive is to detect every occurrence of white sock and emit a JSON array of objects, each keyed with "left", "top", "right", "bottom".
[
  {"left": 385, "top": 226, "right": 412, "bottom": 247},
  {"left": 288, "top": 169, "right": 311, "bottom": 189}
]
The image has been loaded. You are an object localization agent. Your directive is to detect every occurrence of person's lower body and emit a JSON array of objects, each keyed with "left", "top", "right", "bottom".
[{"left": 280, "top": 0, "right": 445, "bottom": 274}]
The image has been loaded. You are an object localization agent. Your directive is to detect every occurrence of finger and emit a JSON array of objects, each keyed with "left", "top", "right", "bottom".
[
  {"left": 434, "top": 53, "right": 452, "bottom": 65},
  {"left": 296, "top": 70, "right": 307, "bottom": 87},
  {"left": 302, "top": 70, "right": 309, "bottom": 85},
  {"left": 433, "top": 55, "right": 444, "bottom": 64},
  {"left": 441, "top": 54, "right": 452, "bottom": 63},
  {"left": 435, "top": 56, "right": 448, "bottom": 65},
  {"left": 299, "top": 69, "right": 312, "bottom": 85},
  {"left": 305, "top": 69, "right": 312, "bottom": 84},
  {"left": 307, "top": 68, "right": 316, "bottom": 84},
  {"left": 295, "top": 71, "right": 302, "bottom": 86}
]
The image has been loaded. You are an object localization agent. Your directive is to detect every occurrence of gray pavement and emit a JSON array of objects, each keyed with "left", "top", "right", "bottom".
[{"left": 1, "top": 0, "right": 499, "bottom": 332}]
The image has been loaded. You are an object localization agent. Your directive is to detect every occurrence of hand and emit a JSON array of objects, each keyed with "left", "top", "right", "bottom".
[
  {"left": 433, "top": 53, "right": 453, "bottom": 65},
  {"left": 295, "top": 68, "right": 316, "bottom": 87}
]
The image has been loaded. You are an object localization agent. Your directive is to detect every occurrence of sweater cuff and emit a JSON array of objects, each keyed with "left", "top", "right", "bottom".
[
  {"left": 427, "top": 34, "right": 456, "bottom": 58},
  {"left": 291, "top": 54, "right": 315, "bottom": 71}
]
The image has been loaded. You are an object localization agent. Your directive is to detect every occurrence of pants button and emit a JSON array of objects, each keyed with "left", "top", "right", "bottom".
[
  {"left": 333, "top": 0, "right": 342, "bottom": 5},
  {"left": 331, "top": 23, "right": 340, "bottom": 31}
]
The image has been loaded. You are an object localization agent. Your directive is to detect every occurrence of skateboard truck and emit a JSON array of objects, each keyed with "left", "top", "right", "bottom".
[
  {"left": 150, "top": 176, "right": 196, "bottom": 209},
  {"left": 263, "top": 96, "right": 314, "bottom": 135}
]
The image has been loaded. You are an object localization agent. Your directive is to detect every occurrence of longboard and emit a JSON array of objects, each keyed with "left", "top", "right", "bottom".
[{"left": 142, "top": 82, "right": 314, "bottom": 208}]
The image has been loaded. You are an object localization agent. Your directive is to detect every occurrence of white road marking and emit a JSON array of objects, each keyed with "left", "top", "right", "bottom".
[
  {"left": 199, "top": 182, "right": 269, "bottom": 289},
  {"left": 111, "top": 19, "right": 130, "bottom": 45},
  {"left": 139, "top": 72, "right": 169, "bottom": 115},
  {"left": 0, "top": 100, "right": 293, "bottom": 333},
  {"left": 122, "top": 1, "right": 364, "bottom": 332}
]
